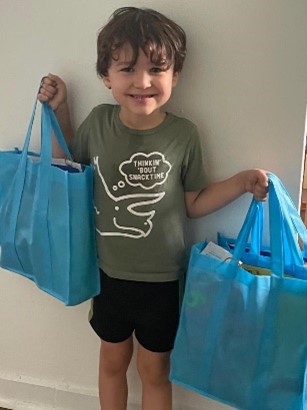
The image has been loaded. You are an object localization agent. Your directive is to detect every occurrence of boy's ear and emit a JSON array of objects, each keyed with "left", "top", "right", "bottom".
[
  {"left": 102, "top": 76, "right": 111, "bottom": 89},
  {"left": 172, "top": 71, "right": 179, "bottom": 87}
]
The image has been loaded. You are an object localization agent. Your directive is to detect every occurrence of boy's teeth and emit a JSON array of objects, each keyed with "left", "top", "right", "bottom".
[{"left": 133, "top": 95, "right": 151, "bottom": 99}]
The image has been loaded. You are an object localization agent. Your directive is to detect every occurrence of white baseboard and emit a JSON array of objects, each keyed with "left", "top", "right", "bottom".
[
  {"left": 0, "top": 374, "right": 145, "bottom": 410},
  {"left": 0, "top": 374, "right": 100, "bottom": 410},
  {"left": 0, "top": 374, "right": 214, "bottom": 410}
]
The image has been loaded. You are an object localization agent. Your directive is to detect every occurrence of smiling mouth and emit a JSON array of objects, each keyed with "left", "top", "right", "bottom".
[{"left": 129, "top": 94, "right": 155, "bottom": 100}]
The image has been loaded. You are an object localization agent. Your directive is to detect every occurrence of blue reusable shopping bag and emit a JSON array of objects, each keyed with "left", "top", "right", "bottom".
[
  {"left": 0, "top": 98, "right": 100, "bottom": 305},
  {"left": 170, "top": 173, "right": 307, "bottom": 410}
]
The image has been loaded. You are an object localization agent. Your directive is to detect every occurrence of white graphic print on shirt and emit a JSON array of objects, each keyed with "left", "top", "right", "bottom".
[{"left": 93, "top": 152, "right": 171, "bottom": 239}]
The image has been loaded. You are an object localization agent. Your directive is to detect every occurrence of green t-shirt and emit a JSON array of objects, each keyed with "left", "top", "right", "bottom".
[{"left": 72, "top": 104, "right": 206, "bottom": 282}]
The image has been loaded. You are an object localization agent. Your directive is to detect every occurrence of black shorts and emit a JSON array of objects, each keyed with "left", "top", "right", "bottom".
[{"left": 89, "top": 270, "right": 180, "bottom": 353}]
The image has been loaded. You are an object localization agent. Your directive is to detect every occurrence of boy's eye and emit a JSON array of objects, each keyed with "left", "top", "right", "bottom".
[
  {"left": 150, "top": 67, "right": 164, "bottom": 73},
  {"left": 120, "top": 66, "right": 134, "bottom": 73}
]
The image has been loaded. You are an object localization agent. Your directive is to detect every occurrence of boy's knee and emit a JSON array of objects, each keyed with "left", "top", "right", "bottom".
[
  {"left": 138, "top": 365, "right": 170, "bottom": 386},
  {"left": 101, "top": 354, "right": 129, "bottom": 376},
  {"left": 100, "top": 339, "right": 133, "bottom": 376},
  {"left": 137, "top": 353, "right": 170, "bottom": 385}
]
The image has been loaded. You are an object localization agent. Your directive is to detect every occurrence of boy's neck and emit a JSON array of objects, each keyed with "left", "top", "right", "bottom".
[{"left": 119, "top": 108, "right": 166, "bottom": 130}]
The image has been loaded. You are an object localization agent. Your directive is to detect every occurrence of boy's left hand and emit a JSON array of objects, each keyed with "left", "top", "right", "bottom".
[{"left": 244, "top": 169, "right": 269, "bottom": 201}]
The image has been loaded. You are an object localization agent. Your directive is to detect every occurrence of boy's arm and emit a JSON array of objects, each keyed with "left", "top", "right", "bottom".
[
  {"left": 38, "top": 74, "right": 73, "bottom": 158},
  {"left": 185, "top": 169, "right": 268, "bottom": 218}
]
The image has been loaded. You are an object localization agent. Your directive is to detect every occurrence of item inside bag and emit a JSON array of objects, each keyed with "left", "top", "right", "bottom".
[
  {"left": 13, "top": 148, "right": 84, "bottom": 173},
  {"left": 242, "top": 264, "right": 271, "bottom": 276},
  {"left": 52, "top": 158, "right": 84, "bottom": 173}
]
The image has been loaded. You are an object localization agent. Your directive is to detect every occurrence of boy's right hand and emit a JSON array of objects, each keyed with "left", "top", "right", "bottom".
[{"left": 38, "top": 73, "right": 67, "bottom": 111}]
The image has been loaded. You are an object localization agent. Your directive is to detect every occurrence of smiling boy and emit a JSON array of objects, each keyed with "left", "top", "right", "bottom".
[{"left": 39, "top": 7, "right": 268, "bottom": 410}]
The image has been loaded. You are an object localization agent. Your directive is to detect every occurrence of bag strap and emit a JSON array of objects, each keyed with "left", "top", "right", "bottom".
[
  {"left": 46, "top": 103, "right": 72, "bottom": 160},
  {"left": 3, "top": 95, "right": 73, "bottom": 243},
  {"left": 248, "top": 183, "right": 307, "bottom": 268},
  {"left": 233, "top": 173, "right": 307, "bottom": 278},
  {"left": 249, "top": 201, "right": 263, "bottom": 255},
  {"left": 232, "top": 200, "right": 260, "bottom": 264},
  {"left": 268, "top": 173, "right": 307, "bottom": 270},
  {"left": 269, "top": 173, "right": 307, "bottom": 250},
  {"left": 19, "top": 99, "right": 72, "bottom": 161}
]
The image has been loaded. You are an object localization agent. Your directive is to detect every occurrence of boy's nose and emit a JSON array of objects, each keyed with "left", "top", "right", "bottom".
[{"left": 133, "top": 71, "right": 151, "bottom": 89}]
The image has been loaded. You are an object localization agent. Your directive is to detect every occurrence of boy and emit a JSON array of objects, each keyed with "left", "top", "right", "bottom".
[{"left": 38, "top": 7, "right": 268, "bottom": 410}]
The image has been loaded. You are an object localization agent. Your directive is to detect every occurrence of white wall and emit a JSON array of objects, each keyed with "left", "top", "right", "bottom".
[{"left": 0, "top": 1, "right": 306, "bottom": 409}]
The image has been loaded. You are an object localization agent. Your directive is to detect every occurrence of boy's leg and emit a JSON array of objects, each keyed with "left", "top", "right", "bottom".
[
  {"left": 133, "top": 279, "right": 179, "bottom": 410},
  {"left": 136, "top": 343, "right": 172, "bottom": 410},
  {"left": 99, "top": 336, "right": 134, "bottom": 410}
]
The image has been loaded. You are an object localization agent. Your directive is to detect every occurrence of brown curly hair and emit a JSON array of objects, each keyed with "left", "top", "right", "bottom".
[{"left": 96, "top": 7, "right": 187, "bottom": 77}]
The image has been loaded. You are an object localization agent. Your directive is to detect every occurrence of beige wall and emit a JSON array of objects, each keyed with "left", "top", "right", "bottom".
[{"left": 0, "top": 1, "right": 306, "bottom": 409}]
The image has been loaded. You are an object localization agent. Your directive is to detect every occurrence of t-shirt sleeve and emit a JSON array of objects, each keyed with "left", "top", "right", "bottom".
[
  {"left": 181, "top": 126, "right": 207, "bottom": 192},
  {"left": 70, "top": 110, "right": 94, "bottom": 164}
]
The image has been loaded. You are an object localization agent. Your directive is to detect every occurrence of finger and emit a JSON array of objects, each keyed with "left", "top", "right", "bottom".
[
  {"left": 39, "top": 77, "right": 59, "bottom": 95},
  {"left": 42, "top": 83, "right": 57, "bottom": 95},
  {"left": 253, "top": 192, "right": 267, "bottom": 201},
  {"left": 37, "top": 93, "right": 49, "bottom": 102},
  {"left": 48, "top": 73, "right": 64, "bottom": 85},
  {"left": 40, "top": 75, "right": 56, "bottom": 87},
  {"left": 258, "top": 194, "right": 268, "bottom": 202},
  {"left": 39, "top": 78, "right": 54, "bottom": 97},
  {"left": 256, "top": 169, "right": 269, "bottom": 187},
  {"left": 254, "top": 186, "right": 268, "bottom": 201},
  {"left": 38, "top": 86, "right": 56, "bottom": 100}
]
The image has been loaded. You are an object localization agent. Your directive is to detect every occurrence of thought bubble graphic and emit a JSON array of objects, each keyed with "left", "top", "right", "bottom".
[{"left": 119, "top": 152, "right": 171, "bottom": 190}]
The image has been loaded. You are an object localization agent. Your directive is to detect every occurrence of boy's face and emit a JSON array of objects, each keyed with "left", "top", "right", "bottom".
[{"left": 103, "top": 43, "right": 179, "bottom": 129}]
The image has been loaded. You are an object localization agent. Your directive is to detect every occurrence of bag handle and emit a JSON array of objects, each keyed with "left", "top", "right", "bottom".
[
  {"left": 247, "top": 187, "right": 307, "bottom": 268},
  {"left": 20, "top": 99, "right": 72, "bottom": 161},
  {"left": 232, "top": 200, "right": 261, "bottom": 266},
  {"left": 4, "top": 96, "right": 73, "bottom": 243},
  {"left": 269, "top": 173, "right": 307, "bottom": 256},
  {"left": 233, "top": 173, "right": 307, "bottom": 278},
  {"left": 267, "top": 173, "right": 307, "bottom": 274},
  {"left": 46, "top": 103, "right": 72, "bottom": 160},
  {"left": 249, "top": 201, "right": 263, "bottom": 255}
]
